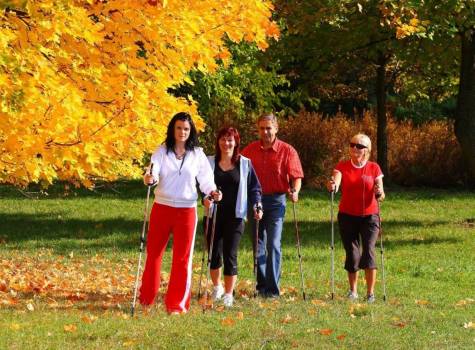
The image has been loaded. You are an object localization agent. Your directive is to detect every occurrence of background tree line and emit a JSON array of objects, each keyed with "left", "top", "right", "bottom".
[
  {"left": 1, "top": 0, "right": 474, "bottom": 188},
  {"left": 174, "top": 0, "right": 474, "bottom": 187}
]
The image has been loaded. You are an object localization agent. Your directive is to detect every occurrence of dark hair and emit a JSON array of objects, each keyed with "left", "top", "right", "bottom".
[
  {"left": 165, "top": 112, "right": 199, "bottom": 152},
  {"left": 215, "top": 126, "right": 241, "bottom": 164}
]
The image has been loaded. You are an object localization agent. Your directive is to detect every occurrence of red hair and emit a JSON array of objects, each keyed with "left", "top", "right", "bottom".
[{"left": 216, "top": 127, "right": 241, "bottom": 164}]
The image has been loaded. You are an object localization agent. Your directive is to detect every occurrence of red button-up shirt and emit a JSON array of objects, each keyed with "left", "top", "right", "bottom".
[{"left": 242, "top": 139, "right": 304, "bottom": 195}]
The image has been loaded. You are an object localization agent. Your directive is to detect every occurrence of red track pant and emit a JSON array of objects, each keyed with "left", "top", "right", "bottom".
[{"left": 139, "top": 203, "right": 197, "bottom": 313}]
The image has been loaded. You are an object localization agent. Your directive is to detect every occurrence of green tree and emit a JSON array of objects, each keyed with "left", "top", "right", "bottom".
[
  {"left": 269, "top": 0, "right": 428, "bottom": 179},
  {"left": 425, "top": 1, "right": 475, "bottom": 185},
  {"left": 172, "top": 42, "right": 289, "bottom": 151}
]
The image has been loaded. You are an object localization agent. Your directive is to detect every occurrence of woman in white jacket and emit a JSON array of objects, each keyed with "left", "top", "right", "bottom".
[{"left": 140, "top": 112, "right": 221, "bottom": 314}]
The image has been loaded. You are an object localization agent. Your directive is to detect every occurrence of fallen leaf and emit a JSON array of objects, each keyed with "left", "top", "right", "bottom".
[
  {"left": 281, "top": 314, "right": 293, "bottom": 324},
  {"left": 311, "top": 299, "right": 326, "bottom": 306},
  {"left": 463, "top": 322, "right": 475, "bottom": 329},
  {"left": 456, "top": 298, "right": 475, "bottom": 307},
  {"left": 10, "top": 323, "right": 21, "bottom": 330},
  {"left": 337, "top": 334, "right": 346, "bottom": 340},
  {"left": 215, "top": 305, "right": 225, "bottom": 312},
  {"left": 81, "top": 315, "right": 98, "bottom": 324},
  {"left": 319, "top": 329, "right": 333, "bottom": 336},
  {"left": 236, "top": 311, "right": 244, "bottom": 320},
  {"left": 415, "top": 299, "right": 430, "bottom": 305},
  {"left": 0, "top": 281, "right": 7, "bottom": 292},
  {"left": 26, "top": 303, "right": 34, "bottom": 311},
  {"left": 122, "top": 340, "right": 136, "bottom": 346},
  {"left": 221, "top": 317, "right": 235, "bottom": 326},
  {"left": 392, "top": 322, "right": 407, "bottom": 328},
  {"left": 64, "top": 324, "right": 77, "bottom": 333}
]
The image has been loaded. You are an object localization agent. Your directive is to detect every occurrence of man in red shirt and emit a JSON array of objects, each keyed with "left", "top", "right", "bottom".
[{"left": 242, "top": 113, "right": 304, "bottom": 297}]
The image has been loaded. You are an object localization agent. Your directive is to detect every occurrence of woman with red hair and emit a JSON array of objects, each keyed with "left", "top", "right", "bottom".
[{"left": 204, "top": 126, "right": 263, "bottom": 307}]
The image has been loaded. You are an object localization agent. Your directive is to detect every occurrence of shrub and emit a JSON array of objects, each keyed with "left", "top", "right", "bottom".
[{"left": 278, "top": 111, "right": 464, "bottom": 187}]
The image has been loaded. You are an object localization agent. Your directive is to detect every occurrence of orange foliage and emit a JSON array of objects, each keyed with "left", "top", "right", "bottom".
[
  {"left": 279, "top": 111, "right": 463, "bottom": 187},
  {"left": 0, "top": 0, "right": 278, "bottom": 188}
]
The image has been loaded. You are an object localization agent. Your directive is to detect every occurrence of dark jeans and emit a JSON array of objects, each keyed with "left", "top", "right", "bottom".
[{"left": 337, "top": 212, "right": 380, "bottom": 273}]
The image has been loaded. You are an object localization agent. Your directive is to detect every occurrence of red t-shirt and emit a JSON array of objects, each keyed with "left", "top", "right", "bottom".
[
  {"left": 242, "top": 139, "right": 304, "bottom": 194},
  {"left": 335, "top": 160, "right": 383, "bottom": 216}
]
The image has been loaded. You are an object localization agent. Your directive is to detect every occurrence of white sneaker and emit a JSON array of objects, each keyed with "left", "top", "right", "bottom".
[
  {"left": 223, "top": 293, "right": 234, "bottom": 307},
  {"left": 347, "top": 290, "right": 358, "bottom": 301},
  {"left": 211, "top": 285, "right": 224, "bottom": 301}
]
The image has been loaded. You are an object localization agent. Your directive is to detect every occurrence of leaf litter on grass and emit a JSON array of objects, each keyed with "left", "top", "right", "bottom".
[{"left": 0, "top": 253, "right": 139, "bottom": 311}]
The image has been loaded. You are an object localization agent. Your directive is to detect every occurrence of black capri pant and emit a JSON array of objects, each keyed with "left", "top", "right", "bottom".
[
  {"left": 205, "top": 209, "right": 245, "bottom": 276},
  {"left": 337, "top": 212, "right": 380, "bottom": 273}
]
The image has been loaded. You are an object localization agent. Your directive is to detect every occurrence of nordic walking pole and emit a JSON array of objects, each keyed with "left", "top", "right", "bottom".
[
  {"left": 376, "top": 192, "right": 387, "bottom": 302},
  {"left": 291, "top": 190, "right": 306, "bottom": 301},
  {"left": 253, "top": 204, "right": 262, "bottom": 297},
  {"left": 330, "top": 190, "right": 335, "bottom": 300},
  {"left": 131, "top": 163, "right": 154, "bottom": 316},
  {"left": 202, "top": 201, "right": 218, "bottom": 312},
  {"left": 197, "top": 202, "right": 212, "bottom": 300}
]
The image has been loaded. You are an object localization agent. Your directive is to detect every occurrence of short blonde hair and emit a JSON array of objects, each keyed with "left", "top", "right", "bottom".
[{"left": 351, "top": 133, "right": 372, "bottom": 161}]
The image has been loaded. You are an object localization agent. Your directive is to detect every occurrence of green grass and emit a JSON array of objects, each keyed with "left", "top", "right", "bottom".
[{"left": 0, "top": 182, "right": 474, "bottom": 349}]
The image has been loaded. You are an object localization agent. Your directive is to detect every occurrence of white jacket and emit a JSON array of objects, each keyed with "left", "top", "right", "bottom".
[{"left": 150, "top": 145, "right": 216, "bottom": 208}]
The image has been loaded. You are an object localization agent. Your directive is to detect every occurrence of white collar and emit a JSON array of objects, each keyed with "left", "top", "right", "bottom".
[{"left": 350, "top": 159, "right": 367, "bottom": 168}]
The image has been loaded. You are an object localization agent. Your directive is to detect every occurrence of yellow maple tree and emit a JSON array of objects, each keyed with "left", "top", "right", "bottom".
[{"left": 0, "top": 0, "right": 278, "bottom": 187}]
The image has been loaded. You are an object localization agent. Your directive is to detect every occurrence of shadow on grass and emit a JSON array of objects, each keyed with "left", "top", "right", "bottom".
[
  {"left": 1, "top": 213, "right": 142, "bottom": 253},
  {"left": 236, "top": 218, "right": 461, "bottom": 252},
  {"left": 0, "top": 180, "right": 148, "bottom": 200},
  {"left": 1, "top": 211, "right": 462, "bottom": 254}
]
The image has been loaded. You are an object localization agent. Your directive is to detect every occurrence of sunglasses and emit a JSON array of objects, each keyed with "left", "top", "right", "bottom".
[{"left": 349, "top": 143, "right": 368, "bottom": 150}]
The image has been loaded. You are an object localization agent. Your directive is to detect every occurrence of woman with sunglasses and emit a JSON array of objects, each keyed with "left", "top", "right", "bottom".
[
  {"left": 327, "top": 133, "right": 385, "bottom": 303},
  {"left": 140, "top": 112, "right": 222, "bottom": 314}
]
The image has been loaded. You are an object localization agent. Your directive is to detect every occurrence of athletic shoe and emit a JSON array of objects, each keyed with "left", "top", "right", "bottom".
[
  {"left": 366, "top": 294, "right": 376, "bottom": 304},
  {"left": 223, "top": 293, "right": 234, "bottom": 307},
  {"left": 347, "top": 290, "right": 358, "bottom": 301},
  {"left": 211, "top": 285, "right": 224, "bottom": 301}
]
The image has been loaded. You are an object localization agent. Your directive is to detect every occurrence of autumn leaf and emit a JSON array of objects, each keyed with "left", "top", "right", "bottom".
[
  {"left": 10, "top": 323, "right": 21, "bottom": 331},
  {"left": 281, "top": 314, "right": 293, "bottom": 324},
  {"left": 236, "top": 311, "right": 244, "bottom": 320},
  {"left": 463, "top": 322, "right": 475, "bottom": 329},
  {"left": 455, "top": 298, "right": 474, "bottom": 307},
  {"left": 337, "top": 334, "right": 346, "bottom": 340},
  {"left": 311, "top": 299, "right": 327, "bottom": 307},
  {"left": 392, "top": 321, "right": 407, "bottom": 328},
  {"left": 26, "top": 303, "right": 34, "bottom": 311},
  {"left": 415, "top": 299, "right": 430, "bottom": 305},
  {"left": 319, "top": 329, "right": 333, "bottom": 336},
  {"left": 122, "top": 340, "right": 137, "bottom": 347},
  {"left": 221, "top": 317, "right": 235, "bottom": 327},
  {"left": 81, "top": 315, "right": 98, "bottom": 324},
  {"left": 64, "top": 324, "right": 77, "bottom": 333}
]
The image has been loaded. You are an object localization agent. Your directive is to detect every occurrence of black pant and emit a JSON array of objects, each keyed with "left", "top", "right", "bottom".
[
  {"left": 337, "top": 212, "right": 380, "bottom": 272},
  {"left": 205, "top": 207, "right": 245, "bottom": 276}
]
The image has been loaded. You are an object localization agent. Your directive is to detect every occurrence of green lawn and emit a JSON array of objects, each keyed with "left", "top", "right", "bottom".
[{"left": 0, "top": 182, "right": 474, "bottom": 349}]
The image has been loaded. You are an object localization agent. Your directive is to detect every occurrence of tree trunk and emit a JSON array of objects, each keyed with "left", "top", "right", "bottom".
[
  {"left": 376, "top": 52, "right": 389, "bottom": 178},
  {"left": 456, "top": 31, "right": 475, "bottom": 186}
]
